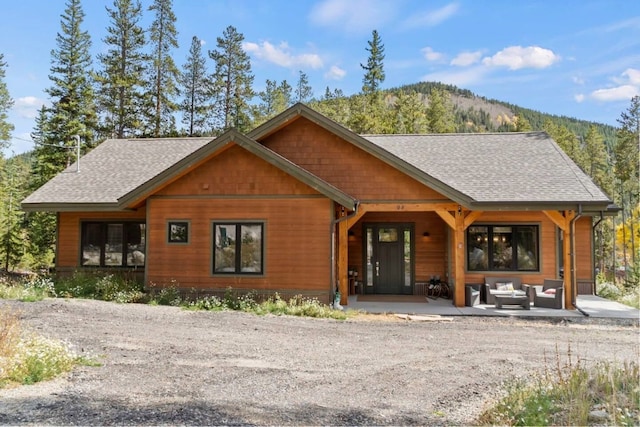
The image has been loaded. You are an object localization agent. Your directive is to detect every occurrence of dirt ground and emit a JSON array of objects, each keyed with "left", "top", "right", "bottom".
[{"left": 0, "top": 298, "right": 638, "bottom": 426}]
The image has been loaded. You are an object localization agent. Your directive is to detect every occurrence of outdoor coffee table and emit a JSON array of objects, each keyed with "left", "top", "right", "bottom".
[{"left": 494, "top": 294, "right": 530, "bottom": 310}]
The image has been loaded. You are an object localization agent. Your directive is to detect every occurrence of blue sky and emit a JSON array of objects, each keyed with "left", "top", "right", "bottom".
[{"left": 2, "top": 0, "right": 639, "bottom": 155}]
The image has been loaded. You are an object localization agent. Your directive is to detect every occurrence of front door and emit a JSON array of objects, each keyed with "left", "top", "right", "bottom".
[{"left": 364, "top": 224, "right": 413, "bottom": 294}]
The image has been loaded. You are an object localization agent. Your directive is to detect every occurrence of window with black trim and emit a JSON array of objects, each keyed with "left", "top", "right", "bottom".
[
  {"left": 81, "top": 222, "right": 146, "bottom": 267},
  {"left": 467, "top": 225, "right": 539, "bottom": 271},
  {"left": 213, "top": 222, "right": 264, "bottom": 274},
  {"left": 168, "top": 221, "right": 189, "bottom": 244}
]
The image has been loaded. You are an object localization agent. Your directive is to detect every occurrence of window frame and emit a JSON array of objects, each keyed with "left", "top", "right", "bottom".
[
  {"left": 466, "top": 224, "right": 539, "bottom": 272},
  {"left": 80, "top": 221, "right": 146, "bottom": 268},
  {"left": 167, "top": 220, "right": 190, "bottom": 244},
  {"left": 212, "top": 221, "right": 265, "bottom": 276}
]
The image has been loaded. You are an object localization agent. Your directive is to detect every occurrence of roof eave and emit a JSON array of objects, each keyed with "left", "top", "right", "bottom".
[
  {"left": 21, "top": 202, "right": 125, "bottom": 212},
  {"left": 468, "top": 200, "right": 615, "bottom": 212}
]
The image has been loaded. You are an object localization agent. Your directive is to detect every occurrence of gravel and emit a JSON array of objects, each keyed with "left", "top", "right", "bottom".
[{"left": 0, "top": 298, "right": 638, "bottom": 426}]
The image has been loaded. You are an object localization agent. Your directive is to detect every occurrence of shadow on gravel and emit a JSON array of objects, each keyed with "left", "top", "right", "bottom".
[{"left": 0, "top": 396, "right": 443, "bottom": 426}]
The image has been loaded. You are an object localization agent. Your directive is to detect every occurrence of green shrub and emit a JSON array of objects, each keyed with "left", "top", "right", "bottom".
[
  {"left": 53, "top": 271, "right": 144, "bottom": 303},
  {"left": 147, "top": 280, "right": 182, "bottom": 306},
  {"left": 0, "top": 274, "right": 55, "bottom": 302}
]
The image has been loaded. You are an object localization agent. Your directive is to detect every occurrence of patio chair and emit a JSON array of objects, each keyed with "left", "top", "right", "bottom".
[{"left": 531, "top": 279, "right": 564, "bottom": 309}]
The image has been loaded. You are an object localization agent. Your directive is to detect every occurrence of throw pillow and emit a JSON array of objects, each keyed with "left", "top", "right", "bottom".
[
  {"left": 505, "top": 282, "right": 514, "bottom": 291},
  {"left": 496, "top": 283, "right": 508, "bottom": 291},
  {"left": 543, "top": 288, "right": 556, "bottom": 295}
]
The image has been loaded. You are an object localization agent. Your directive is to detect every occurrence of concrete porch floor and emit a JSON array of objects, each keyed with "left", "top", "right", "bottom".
[{"left": 346, "top": 294, "right": 640, "bottom": 322}]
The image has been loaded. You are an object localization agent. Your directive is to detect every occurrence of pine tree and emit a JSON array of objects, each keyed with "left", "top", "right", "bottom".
[
  {"left": 393, "top": 90, "right": 427, "bottom": 134},
  {"left": 0, "top": 53, "right": 14, "bottom": 152},
  {"left": 146, "top": 0, "right": 180, "bottom": 137},
  {"left": 584, "top": 125, "right": 612, "bottom": 194},
  {"left": 33, "top": 0, "right": 96, "bottom": 185},
  {"left": 208, "top": 25, "right": 255, "bottom": 132},
  {"left": 425, "top": 88, "right": 456, "bottom": 133},
  {"left": 180, "top": 36, "right": 212, "bottom": 136},
  {"left": 295, "top": 70, "right": 313, "bottom": 103},
  {"left": 543, "top": 119, "right": 585, "bottom": 169},
  {"left": 95, "top": 0, "right": 147, "bottom": 139},
  {"left": 360, "top": 30, "right": 385, "bottom": 96},
  {"left": 254, "top": 79, "right": 293, "bottom": 125},
  {"left": 0, "top": 157, "right": 27, "bottom": 271},
  {"left": 28, "top": 0, "right": 96, "bottom": 270}
]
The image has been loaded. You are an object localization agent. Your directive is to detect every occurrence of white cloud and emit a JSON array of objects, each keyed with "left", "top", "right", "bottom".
[
  {"left": 590, "top": 68, "right": 640, "bottom": 101},
  {"left": 482, "top": 46, "right": 560, "bottom": 70},
  {"left": 591, "top": 85, "right": 639, "bottom": 101},
  {"left": 572, "top": 75, "right": 585, "bottom": 85},
  {"left": 309, "top": 0, "right": 395, "bottom": 34},
  {"left": 325, "top": 65, "right": 346, "bottom": 80},
  {"left": 403, "top": 3, "right": 460, "bottom": 28},
  {"left": 243, "top": 41, "right": 323, "bottom": 69},
  {"left": 574, "top": 94, "right": 585, "bottom": 103},
  {"left": 422, "top": 47, "right": 444, "bottom": 62},
  {"left": 450, "top": 51, "right": 482, "bottom": 67},
  {"left": 14, "top": 96, "right": 47, "bottom": 119}
]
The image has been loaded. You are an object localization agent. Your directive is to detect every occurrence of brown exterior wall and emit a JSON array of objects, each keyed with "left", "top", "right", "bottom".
[
  {"left": 260, "top": 117, "right": 447, "bottom": 201},
  {"left": 147, "top": 142, "right": 335, "bottom": 301},
  {"left": 146, "top": 197, "right": 333, "bottom": 299},
  {"left": 57, "top": 209, "right": 147, "bottom": 269}
]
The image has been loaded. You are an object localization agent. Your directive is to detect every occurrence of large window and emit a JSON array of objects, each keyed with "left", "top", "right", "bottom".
[
  {"left": 81, "top": 222, "right": 146, "bottom": 267},
  {"left": 213, "top": 222, "right": 264, "bottom": 274},
  {"left": 467, "top": 225, "right": 538, "bottom": 271}
]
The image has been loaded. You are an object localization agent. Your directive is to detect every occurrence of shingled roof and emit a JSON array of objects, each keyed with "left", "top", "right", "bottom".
[
  {"left": 22, "top": 137, "right": 212, "bottom": 211},
  {"left": 21, "top": 105, "right": 613, "bottom": 213},
  {"left": 363, "top": 132, "right": 612, "bottom": 210}
]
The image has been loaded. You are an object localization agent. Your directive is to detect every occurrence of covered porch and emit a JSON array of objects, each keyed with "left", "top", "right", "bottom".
[{"left": 335, "top": 202, "right": 583, "bottom": 309}]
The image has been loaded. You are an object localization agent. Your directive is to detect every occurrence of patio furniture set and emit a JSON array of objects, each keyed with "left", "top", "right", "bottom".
[{"left": 465, "top": 277, "right": 564, "bottom": 310}]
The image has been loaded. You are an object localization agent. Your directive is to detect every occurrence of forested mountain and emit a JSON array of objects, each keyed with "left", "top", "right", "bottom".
[{"left": 389, "top": 81, "right": 618, "bottom": 149}]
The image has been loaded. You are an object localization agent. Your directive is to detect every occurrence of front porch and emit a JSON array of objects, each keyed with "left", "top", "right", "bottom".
[{"left": 346, "top": 294, "right": 640, "bottom": 322}]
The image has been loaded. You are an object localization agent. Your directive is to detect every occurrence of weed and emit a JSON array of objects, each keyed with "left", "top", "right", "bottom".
[{"left": 477, "top": 345, "right": 640, "bottom": 426}]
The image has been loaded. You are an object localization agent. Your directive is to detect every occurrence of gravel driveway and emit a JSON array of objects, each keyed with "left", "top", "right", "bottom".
[{"left": 1, "top": 298, "right": 638, "bottom": 426}]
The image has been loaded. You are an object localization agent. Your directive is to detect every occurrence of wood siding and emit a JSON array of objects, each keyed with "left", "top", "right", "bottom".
[
  {"left": 147, "top": 143, "right": 334, "bottom": 300},
  {"left": 260, "top": 117, "right": 447, "bottom": 201},
  {"left": 57, "top": 209, "right": 146, "bottom": 268},
  {"left": 146, "top": 197, "right": 332, "bottom": 297}
]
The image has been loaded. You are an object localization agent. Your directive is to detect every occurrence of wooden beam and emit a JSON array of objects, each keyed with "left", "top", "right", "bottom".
[
  {"left": 358, "top": 202, "right": 459, "bottom": 212},
  {"left": 346, "top": 208, "right": 367, "bottom": 229},
  {"left": 543, "top": 210, "right": 568, "bottom": 231},
  {"left": 463, "top": 210, "right": 484, "bottom": 229},
  {"left": 435, "top": 209, "right": 456, "bottom": 229}
]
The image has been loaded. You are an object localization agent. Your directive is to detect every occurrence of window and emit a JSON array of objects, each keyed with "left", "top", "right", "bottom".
[
  {"left": 213, "top": 222, "right": 264, "bottom": 274},
  {"left": 467, "top": 225, "right": 538, "bottom": 271},
  {"left": 81, "top": 222, "right": 145, "bottom": 267},
  {"left": 168, "top": 221, "right": 189, "bottom": 244}
]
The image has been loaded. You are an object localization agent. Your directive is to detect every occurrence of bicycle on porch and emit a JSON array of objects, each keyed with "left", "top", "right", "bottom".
[{"left": 427, "top": 275, "right": 450, "bottom": 299}]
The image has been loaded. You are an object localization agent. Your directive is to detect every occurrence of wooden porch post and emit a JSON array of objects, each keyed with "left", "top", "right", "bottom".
[
  {"left": 543, "top": 210, "right": 576, "bottom": 309},
  {"left": 453, "top": 208, "right": 466, "bottom": 307},
  {"left": 338, "top": 219, "right": 349, "bottom": 305}
]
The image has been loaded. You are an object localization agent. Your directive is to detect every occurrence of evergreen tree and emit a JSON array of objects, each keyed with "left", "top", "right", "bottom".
[
  {"left": 0, "top": 53, "right": 14, "bottom": 152},
  {"left": 425, "top": 88, "right": 456, "bottom": 133},
  {"left": 180, "top": 36, "right": 212, "bottom": 136},
  {"left": 32, "top": 0, "right": 96, "bottom": 187},
  {"left": 584, "top": 125, "right": 612, "bottom": 194},
  {"left": 393, "top": 90, "right": 427, "bottom": 134},
  {"left": 146, "top": 0, "right": 180, "bottom": 136},
  {"left": 0, "top": 157, "right": 27, "bottom": 271},
  {"left": 309, "top": 87, "right": 351, "bottom": 126},
  {"left": 208, "top": 25, "right": 254, "bottom": 132},
  {"left": 543, "top": 119, "right": 586, "bottom": 169},
  {"left": 360, "top": 30, "right": 385, "bottom": 96},
  {"left": 254, "top": 79, "right": 292, "bottom": 125},
  {"left": 95, "top": 0, "right": 147, "bottom": 139},
  {"left": 295, "top": 70, "right": 313, "bottom": 103}
]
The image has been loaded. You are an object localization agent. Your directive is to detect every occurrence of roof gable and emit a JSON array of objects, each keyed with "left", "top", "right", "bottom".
[{"left": 22, "top": 130, "right": 357, "bottom": 212}]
